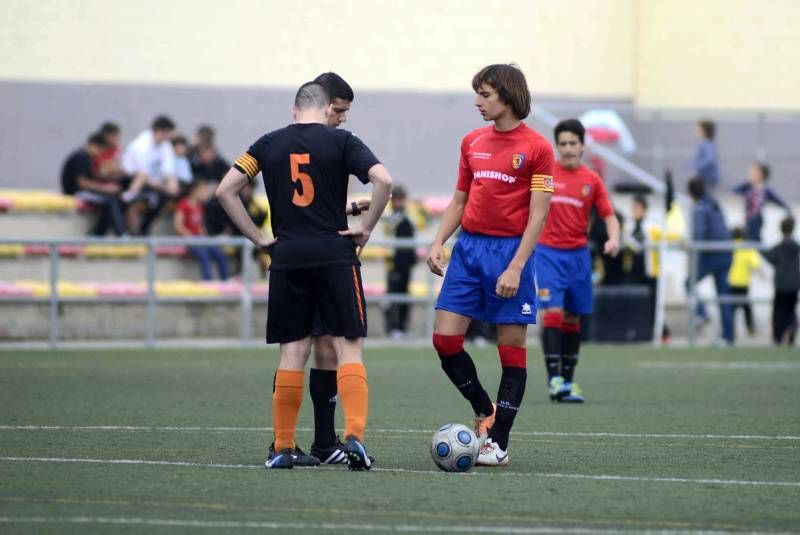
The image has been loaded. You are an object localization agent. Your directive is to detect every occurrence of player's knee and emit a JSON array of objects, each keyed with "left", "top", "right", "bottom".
[
  {"left": 563, "top": 314, "right": 580, "bottom": 333},
  {"left": 312, "top": 343, "right": 338, "bottom": 370},
  {"left": 542, "top": 310, "right": 564, "bottom": 329},
  {"left": 432, "top": 333, "right": 465, "bottom": 357},
  {"left": 498, "top": 345, "right": 526, "bottom": 369}
]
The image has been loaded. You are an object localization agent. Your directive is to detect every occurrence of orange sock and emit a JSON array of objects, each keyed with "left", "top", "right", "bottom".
[
  {"left": 272, "top": 369, "right": 305, "bottom": 452},
  {"left": 337, "top": 363, "right": 368, "bottom": 442}
]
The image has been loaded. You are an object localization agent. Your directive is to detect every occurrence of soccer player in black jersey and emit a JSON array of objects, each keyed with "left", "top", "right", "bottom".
[{"left": 216, "top": 82, "right": 392, "bottom": 470}]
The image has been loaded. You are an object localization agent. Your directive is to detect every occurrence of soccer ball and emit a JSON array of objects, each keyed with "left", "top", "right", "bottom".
[{"left": 430, "top": 423, "right": 480, "bottom": 472}]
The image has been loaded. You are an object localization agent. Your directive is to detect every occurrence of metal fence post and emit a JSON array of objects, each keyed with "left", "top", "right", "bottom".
[
  {"left": 653, "top": 110, "right": 664, "bottom": 180},
  {"left": 240, "top": 240, "right": 253, "bottom": 344},
  {"left": 755, "top": 112, "right": 767, "bottom": 162},
  {"left": 48, "top": 243, "right": 60, "bottom": 348},
  {"left": 425, "top": 261, "right": 435, "bottom": 339},
  {"left": 652, "top": 237, "right": 668, "bottom": 347},
  {"left": 145, "top": 239, "right": 157, "bottom": 347},
  {"left": 686, "top": 246, "right": 698, "bottom": 348}
]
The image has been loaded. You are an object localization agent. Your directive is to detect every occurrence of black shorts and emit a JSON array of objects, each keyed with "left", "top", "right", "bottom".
[{"left": 267, "top": 264, "right": 367, "bottom": 344}]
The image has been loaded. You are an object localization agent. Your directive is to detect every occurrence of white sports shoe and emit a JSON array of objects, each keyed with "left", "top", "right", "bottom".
[{"left": 476, "top": 438, "right": 509, "bottom": 466}]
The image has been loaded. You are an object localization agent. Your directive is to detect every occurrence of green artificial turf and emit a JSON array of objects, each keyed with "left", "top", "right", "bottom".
[{"left": 1, "top": 345, "right": 798, "bottom": 533}]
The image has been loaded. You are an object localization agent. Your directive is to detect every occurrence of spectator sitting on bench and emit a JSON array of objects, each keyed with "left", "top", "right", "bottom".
[
  {"left": 122, "top": 115, "right": 179, "bottom": 235},
  {"left": 172, "top": 135, "right": 194, "bottom": 195},
  {"left": 93, "top": 121, "right": 125, "bottom": 182},
  {"left": 174, "top": 180, "right": 229, "bottom": 281},
  {"left": 60, "top": 132, "right": 126, "bottom": 236}
]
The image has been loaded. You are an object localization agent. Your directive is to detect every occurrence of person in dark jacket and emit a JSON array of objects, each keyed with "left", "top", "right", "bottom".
[
  {"left": 384, "top": 185, "right": 416, "bottom": 338},
  {"left": 763, "top": 216, "right": 800, "bottom": 345},
  {"left": 689, "top": 119, "right": 721, "bottom": 190},
  {"left": 731, "top": 162, "right": 790, "bottom": 241},
  {"left": 688, "top": 176, "right": 734, "bottom": 345}
]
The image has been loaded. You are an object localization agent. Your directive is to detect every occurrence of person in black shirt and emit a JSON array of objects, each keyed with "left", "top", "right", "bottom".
[
  {"left": 61, "top": 133, "right": 126, "bottom": 236},
  {"left": 763, "top": 216, "right": 800, "bottom": 345},
  {"left": 384, "top": 185, "right": 417, "bottom": 338},
  {"left": 191, "top": 142, "right": 231, "bottom": 183},
  {"left": 216, "top": 82, "right": 392, "bottom": 471}
]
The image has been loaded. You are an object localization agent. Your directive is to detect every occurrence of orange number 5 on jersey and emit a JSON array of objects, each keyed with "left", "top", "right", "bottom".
[{"left": 290, "top": 153, "right": 315, "bottom": 207}]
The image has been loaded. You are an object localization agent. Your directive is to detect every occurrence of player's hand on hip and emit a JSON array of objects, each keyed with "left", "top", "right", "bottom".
[
  {"left": 426, "top": 243, "right": 446, "bottom": 277},
  {"left": 340, "top": 226, "right": 371, "bottom": 249},
  {"left": 604, "top": 238, "right": 620, "bottom": 257},
  {"left": 496, "top": 267, "right": 521, "bottom": 299},
  {"left": 256, "top": 236, "right": 277, "bottom": 253}
]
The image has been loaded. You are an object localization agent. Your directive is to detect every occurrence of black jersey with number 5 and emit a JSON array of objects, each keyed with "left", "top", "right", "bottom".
[{"left": 233, "top": 123, "right": 379, "bottom": 270}]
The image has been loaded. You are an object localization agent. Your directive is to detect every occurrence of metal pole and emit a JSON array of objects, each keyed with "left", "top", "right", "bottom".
[
  {"left": 653, "top": 111, "right": 665, "bottom": 180},
  {"left": 687, "top": 247, "right": 698, "bottom": 347},
  {"left": 240, "top": 241, "right": 253, "bottom": 344},
  {"left": 48, "top": 243, "right": 60, "bottom": 348},
  {"left": 755, "top": 112, "right": 767, "bottom": 161},
  {"left": 145, "top": 239, "right": 157, "bottom": 347},
  {"left": 425, "top": 258, "right": 436, "bottom": 339},
  {"left": 652, "top": 237, "right": 668, "bottom": 347}
]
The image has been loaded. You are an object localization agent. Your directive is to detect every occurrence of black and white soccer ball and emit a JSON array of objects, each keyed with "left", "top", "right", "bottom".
[{"left": 430, "top": 423, "right": 480, "bottom": 472}]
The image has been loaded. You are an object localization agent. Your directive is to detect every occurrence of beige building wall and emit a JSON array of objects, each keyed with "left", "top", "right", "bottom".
[
  {"left": 0, "top": 0, "right": 634, "bottom": 98},
  {"left": 636, "top": 0, "right": 800, "bottom": 109}
]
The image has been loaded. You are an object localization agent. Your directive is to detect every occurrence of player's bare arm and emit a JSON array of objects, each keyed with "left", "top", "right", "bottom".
[
  {"left": 496, "top": 190, "right": 552, "bottom": 298},
  {"left": 427, "top": 190, "right": 467, "bottom": 276},
  {"left": 603, "top": 213, "right": 621, "bottom": 257},
  {"left": 216, "top": 168, "right": 275, "bottom": 249},
  {"left": 339, "top": 163, "right": 392, "bottom": 248}
]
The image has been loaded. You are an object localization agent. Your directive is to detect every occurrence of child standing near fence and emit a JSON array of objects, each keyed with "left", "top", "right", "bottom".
[
  {"left": 727, "top": 227, "right": 761, "bottom": 336},
  {"left": 174, "top": 180, "right": 229, "bottom": 281},
  {"left": 762, "top": 217, "right": 799, "bottom": 345}
]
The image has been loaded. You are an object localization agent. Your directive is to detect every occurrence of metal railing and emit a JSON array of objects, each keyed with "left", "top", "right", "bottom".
[
  {"left": 0, "top": 236, "right": 438, "bottom": 348},
  {"left": 0, "top": 236, "right": 783, "bottom": 348}
]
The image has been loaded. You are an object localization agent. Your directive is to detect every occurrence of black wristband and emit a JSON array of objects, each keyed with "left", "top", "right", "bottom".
[{"left": 351, "top": 201, "right": 361, "bottom": 216}]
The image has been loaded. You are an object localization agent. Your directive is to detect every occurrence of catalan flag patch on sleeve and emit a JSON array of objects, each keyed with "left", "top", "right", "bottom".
[
  {"left": 531, "top": 174, "right": 554, "bottom": 193},
  {"left": 234, "top": 152, "right": 260, "bottom": 180}
]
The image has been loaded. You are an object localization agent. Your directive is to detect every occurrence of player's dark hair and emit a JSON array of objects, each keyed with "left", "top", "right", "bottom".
[
  {"left": 314, "top": 72, "right": 354, "bottom": 102},
  {"left": 633, "top": 194, "right": 648, "bottom": 210},
  {"left": 392, "top": 185, "right": 407, "bottom": 200},
  {"left": 471, "top": 64, "right": 531, "bottom": 120},
  {"left": 99, "top": 121, "right": 120, "bottom": 136},
  {"left": 687, "top": 176, "right": 706, "bottom": 200},
  {"left": 171, "top": 135, "right": 188, "bottom": 147},
  {"left": 87, "top": 132, "right": 108, "bottom": 148},
  {"left": 698, "top": 119, "right": 716, "bottom": 140},
  {"left": 294, "top": 82, "right": 330, "bottom": 110},
  {"left": 195, "top": 125, "right": 215, "bottom": 144},
  {"left": 152, "top": 115, "right": 176, "bottom": 132},
  {"left": 554, "top": 119, "right": 586, "bottom": 145},
  {"left": 732, "top": 226, "right": 745, "bottom": 240},
  {"left": 756, "top": 162, "right": 770, "bottom": 181},
  {"left": 780, "top": 216, "right": 795, "bottom": 236}
]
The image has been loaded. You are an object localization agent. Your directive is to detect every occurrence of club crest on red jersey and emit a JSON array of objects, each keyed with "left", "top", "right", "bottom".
[
  {"left": 511, "top": 153, "right": 525, "bottom": 170},
  {"left": 581, "top": 184, "right": 592, "bottom": 197}
]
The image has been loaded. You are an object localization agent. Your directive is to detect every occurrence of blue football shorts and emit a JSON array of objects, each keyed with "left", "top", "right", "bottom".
[
  {"left": 533, "top": 244, "right": 593, "bottom": 314},
  {"left": 436, "top": 231, "right": 537, "bottom": 324}
]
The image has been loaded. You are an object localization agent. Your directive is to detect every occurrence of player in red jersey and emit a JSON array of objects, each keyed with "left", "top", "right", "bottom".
[
  {"left": 535, "top": 119, "right": 619, "bottom": 403},
  {"left": 427, "top": 64, "right": 553, "bottom": 466}
]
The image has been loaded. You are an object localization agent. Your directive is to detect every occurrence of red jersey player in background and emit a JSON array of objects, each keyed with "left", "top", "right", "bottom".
[
  {"left": 535, "top": 119, "right": 619, "bottom": 403},
  {"left": 427, "top": 64, "right": 553, "bottom": 466}
]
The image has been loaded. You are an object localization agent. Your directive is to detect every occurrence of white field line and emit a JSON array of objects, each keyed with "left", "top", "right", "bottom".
[
  {"left": 1, "top": 425, "right": 798, "bottom": 441},
  {"left": 0, "top": 516, "right": 776, "bottom": 534},
  {"left": 2, "top": 456, "right": 799, "bottom": 488},
  {"left": 636, "top": 361, "right": 800, "bottom": 371}
]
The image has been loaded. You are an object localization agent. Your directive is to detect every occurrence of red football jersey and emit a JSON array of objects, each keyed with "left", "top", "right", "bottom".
[
  {"left": 457, "top": 123, "right": 554, "bottom": 237},
  {"left": 176, "top": 198, "right": 205, "bottom": 236},
  {"left": 538, "top": 162, "right": 614, "bottom": 249}
]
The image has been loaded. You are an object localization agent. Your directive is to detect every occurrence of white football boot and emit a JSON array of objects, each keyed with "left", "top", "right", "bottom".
[{"left": 476, "top": 438, "right": 509, "bottom": 466}]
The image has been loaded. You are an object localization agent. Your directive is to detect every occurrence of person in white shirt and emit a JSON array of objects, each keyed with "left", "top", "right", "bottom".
[{"left": 122, "top": 115, "right": 179, "bottom": 235}]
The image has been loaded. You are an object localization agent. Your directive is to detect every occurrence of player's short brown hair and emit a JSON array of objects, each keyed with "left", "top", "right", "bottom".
[{"left": 471, "top": 64, "right": 531, "bottom": 120}]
